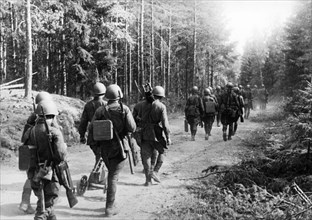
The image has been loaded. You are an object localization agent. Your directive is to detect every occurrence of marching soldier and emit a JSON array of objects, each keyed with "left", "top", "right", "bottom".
[
  {"left": 259, "top": 84, "right": 269, "bottom": 110},
  {"left": 89, "top": 84, "right": 136, "bottom": 217},
  {"left": 233, "top": 87, "right": 244, "bottom": 136},
  {"left": 79, "top": 82, "right": 106, "bottom": 169},
  {"left": 134, "top": 86, "right": 171, "bottom": 186},
  {"left": 201, "top": 88, "right": 218, "bottom": 140},
  {"left": 215, "top": 85, "right": 223, "bottom": 127},
  {"left": 26, "top": 101, "right": 68, "bottom": 220},
  {"left": 219, "top": 83, "right": 240, "bottom": 141},
  {"left": 243, "top": 84, "right": 253, "bottom": 119},
  {"left": 185, "top": 86, "right": 204, "bottom": 141},
  {"left": 19, "top": 91, "right": 56, "bottom": 215}
]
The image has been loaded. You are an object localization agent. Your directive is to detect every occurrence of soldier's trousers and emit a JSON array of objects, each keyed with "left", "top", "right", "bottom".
[
  {"left": 101, "top": 153, "right": 125, "bottom": 209},
  {"left": 141, "top": 140, "right": 165, "bottom": 181},
  {"left": 186, "top": 117, "right": 201, "bottom": 137},
  {"left": 202, "top": 115, "right": 215, "bottom": 135},
  {"left": 21, "top": 178, "right": 32, "bottom": 205},
  {"left": 31, "top": 178, "right": 59, "bottom": 219}
]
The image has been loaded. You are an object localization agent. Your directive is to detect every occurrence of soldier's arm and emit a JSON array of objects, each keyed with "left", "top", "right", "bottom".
[
  {"left": 125, "top": 106, "right": 136, "bottom": 133},
  {"left": 161, "top": 106, "right": 171, "bottom": 141},
  {"left": 51, "top": 127, "right": 68, "bottom": 163},
  {"left": 78, "top": 105, "right": 89, "bottom": 138}
]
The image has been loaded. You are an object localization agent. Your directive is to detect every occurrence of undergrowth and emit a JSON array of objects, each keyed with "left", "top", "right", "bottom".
[{"left": 158, "top": 99, "right": 312, "bottom": 220}]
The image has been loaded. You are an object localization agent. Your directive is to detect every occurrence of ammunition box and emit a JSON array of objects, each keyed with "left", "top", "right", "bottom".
[
  {"left": 18, "top": 145, "right": 36, "bottom": 171},
  {"left": 93, "top": 120, "right": 113, "bottom": 141}
]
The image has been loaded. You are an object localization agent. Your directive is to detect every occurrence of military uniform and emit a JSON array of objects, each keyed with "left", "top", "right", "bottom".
[
  {"left": 79, "top": 97, "right": 106, "bottom": 163},
  {"left": 20, "top": 111, "right": 60, "bottom": 215},
  {"left": 185, "top": 93, "right": 204, "bottom": 141},
  {"left": 233, "top": 89, "right": 244, "bottom": 136},
  {"left": 202, "top": 94, "right": 218, "bottom": 140},
  {"left": 243, "top": 87, "right": 253, "bottom": 119},
  {"left": 89, "top": 100, "right": 136, "bottom": 216},
  {"left": 26, "top": 118, "right": 67, "bottom": 220},
  {"left": 135, "top": 96, "right": 170, "bottom": 185},
  {"left": 219, "top": 85, "right": 240, "bottom": 141}
]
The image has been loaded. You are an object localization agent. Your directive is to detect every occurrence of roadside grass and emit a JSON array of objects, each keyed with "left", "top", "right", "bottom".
[{"left": 158, "top": 104, "right": 312, "bottom": 220}]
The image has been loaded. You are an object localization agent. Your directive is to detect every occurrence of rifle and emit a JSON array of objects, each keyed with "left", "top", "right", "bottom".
[
  {"left": 31, "top": 93, "right": 36, "bottom": 112},
  {"left": 134, "top": 80, "right": 143, "bottom": 96},
  {"left": 118, "top": 91, "right": 134, "bottom": 174},
  {"left": 41, "top": 107, "right": 78, "bottom": 208},
  {"left": 143, "top": 82, "right": 155, "bottom": 103}
]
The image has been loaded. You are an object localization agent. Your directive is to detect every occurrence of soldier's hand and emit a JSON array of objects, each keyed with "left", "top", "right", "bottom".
[{"left": 80, "top": 137, "right": 86, "bottom": 144}]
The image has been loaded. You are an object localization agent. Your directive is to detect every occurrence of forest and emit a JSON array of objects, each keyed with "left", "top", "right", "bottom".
[{"left": 0, "top": 0, "right": 311, "bottom": 103}]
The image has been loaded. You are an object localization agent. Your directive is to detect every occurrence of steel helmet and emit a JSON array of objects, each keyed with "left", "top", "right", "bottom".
[
  {"left": 93, "top": 82, "right": 106, "bottom": 96},
  {"left": 204, "top": 88, "right": 211, "bottom": 96},
  {"left": 191, "top": 86, "right": 199, "bottom": 94},
  {"left": 226, "top": 82, "right": 234, "bottom": 88},
  {"left": 105, "top": 84, "right": 123, "bottom": 100},
  {"left": 233, "top": 87, "right": 240, "bottom": 93},
  {"left": 35, "top": 100, "right": 58, "bottom": 116},
  {"left": 247, "top": 84, "right": 250, "bottom": 88},
  {"left": 216, "top": 85, "right": 221, "bottom": 91},
  {"left": 35, "top": 91, "right": 53, "bottom": 104},
  {"left": 152, "top": 86, "right": 165, "bottom": 97}
]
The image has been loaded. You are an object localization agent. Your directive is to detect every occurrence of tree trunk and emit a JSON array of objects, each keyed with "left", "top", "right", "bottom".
[
  {"left": 167, "top": 6, "right": 172, "bottom": 96},
  {"left": 151, "top": 0, "right": 155, "bottom": 86},
  {"left": 129, "top": 44, "right": 132, "bottom": 100},
  {"left": 140, "top": 0, "right": 144, "bottom": 85},
  {"left": 0, "top": 20, "right": 4, "bottom": 82},
  {"left": 61, "top": 15, "right": 66, "bottom": 95},
  {"left": 193, "top": 0, "right": 197, "bottom": 87},
  {"left": 137, "top": 16, "right": 140, "bottom": 89},
  {"left": 210, "top": 55, "right": 214, "bottom": 87},
  {"left": 24, "top": 0, "right": 32, "bottom": 98}
]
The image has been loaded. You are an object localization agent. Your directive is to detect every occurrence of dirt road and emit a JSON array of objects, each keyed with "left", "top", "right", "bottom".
[{"left": 0, "top": 112, "right": 260, "bottom": 220}]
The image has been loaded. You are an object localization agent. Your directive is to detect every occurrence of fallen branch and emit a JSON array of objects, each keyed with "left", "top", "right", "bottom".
[
  {"left": 0, "top": 72, "right": 37, "bottom": 87},
  {"left": 180, "top": 169, "right": 246, "bottom": 180}
]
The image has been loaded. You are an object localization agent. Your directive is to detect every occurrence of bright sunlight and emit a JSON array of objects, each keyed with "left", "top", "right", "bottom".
[{"left": 222, "top": 0, "right": 296, "bottom": 53}]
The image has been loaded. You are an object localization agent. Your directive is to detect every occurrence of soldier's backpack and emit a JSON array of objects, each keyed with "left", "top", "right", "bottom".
[
  {"left": 204, "top": 97, "right": 216, "bottom": 114},
  {"left": 186, "top": 96, "right": 200, "bottom": 117},
  {"left": 93, "top": 120, "right": 113, "bottom": 141}
]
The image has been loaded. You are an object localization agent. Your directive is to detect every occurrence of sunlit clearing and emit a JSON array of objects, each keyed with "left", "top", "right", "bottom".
[{"left": 221, "top": 1, "right": 296, "bottom": 53}]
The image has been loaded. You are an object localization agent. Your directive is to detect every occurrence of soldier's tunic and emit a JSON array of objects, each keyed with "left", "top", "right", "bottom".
[
  {"left": 202, "top": 95, "right": 218, "bottom": 137},
  {"left": 20, "top": 113, "right": 59, "bottom": 211},
  {"left": 90, "top": 101, "right": 136, "bottom": 210},
  {"left": 137, "top": 99, "right": 170, "bottom": 183},
  {"left": 79, "top": 97, "right": 106, "bottom": 161},
  {"left": 185, "top": 94, "right": 204, "bottom": 138},
  {"left": 27, "top": 119, "right": 67, "bottom": 220},
  {"left": 243, "top": 88, "right": 253, "bottom": 119},
  {"left": 219, "top": 91, "right": 240, "bottom": 140}
]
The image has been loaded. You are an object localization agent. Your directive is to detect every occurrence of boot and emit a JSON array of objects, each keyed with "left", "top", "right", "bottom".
[
  {"left": 191, "top": 135, "right": 195, "bottom": 141},
  {"left": 205, "top": 134, "right": 209, "bottom": 140},
  {"left": 47, "top": 207, "right": 56, "bottom": 220},
  {"left": 19, "top": 203, "right": 35, "bottom": 214},
  {"left": 150, "top": 171, "right": 161, "bottom": 183},
  {"left": 144, "top": 170, "right": 152, "bottom": 187},
  {"left": 228, "top": 131, "right": 232, "bottom": 140},
  {"left": 105, "top": 205, "right": 119, "bottom": 217},
  {"left": 223, "top": 132, "right": 227, "bottom": 141}
]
